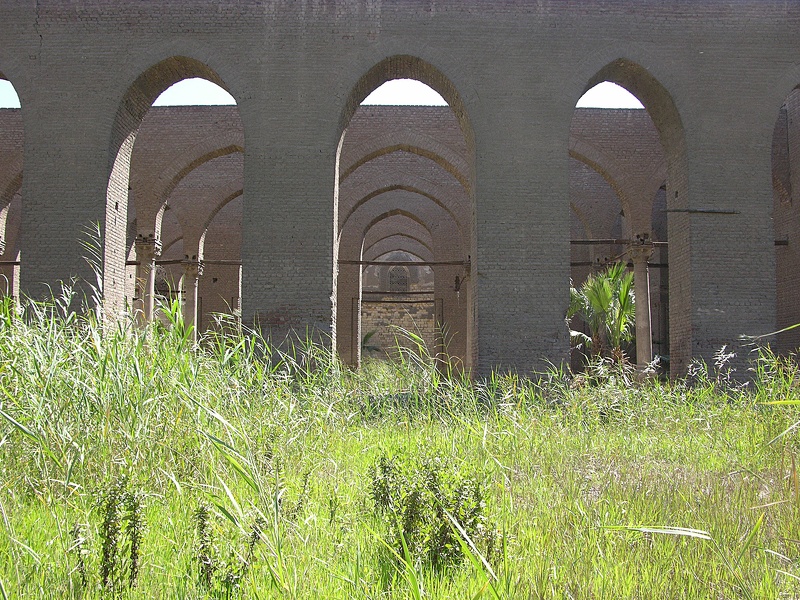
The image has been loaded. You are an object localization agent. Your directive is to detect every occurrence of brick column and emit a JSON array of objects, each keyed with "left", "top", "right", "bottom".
[
  {"left": 433, "top": 264, "right": 468, "bottom": 372},
  {"left": 181, "top": 259, "right": 203, "bottom": 344},
  {"left": 0, "top": 237, "right": 11, "bottom": 300},
  {"left": 628, "top": 240, "right": 654, "bottom": 367},
  {"left": 335, "top": 262, "right": 362, "bottom": 365},
  {"left": 134, "top": 235, "right": 161, "bottom": 326}
]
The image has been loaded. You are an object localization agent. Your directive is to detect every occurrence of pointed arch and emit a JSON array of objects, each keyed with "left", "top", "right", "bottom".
[
  {"left": 108, "top": 56, "right": 241, "bottom": 320},
  {"left": 578, "top": 58, "right": 687, "bottom": 376},
  {"left": 334, "top": 56, "right": 476, "bottom": 369},
  {"left": 198, "top": 189, "right": 243, "bottom": 259},
  {"left": 0, "top": 74, "right": 23, "bottom": 299},
  {"left": 337, "top": 55, "right": 474, "bottom": 158}
]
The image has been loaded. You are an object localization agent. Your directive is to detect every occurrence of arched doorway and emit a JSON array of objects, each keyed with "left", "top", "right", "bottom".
[
  {"left": 773, "top": 86, "right": 800, "bottom": 352},
  {"left": 112, "top": 61, "right": 243, "bottom": 336},
  {"left": 0, "top": 76, "right": 22, "bottom": 301},
  {"left": 333, "top": 57, "right": 476, "bottom": 372},
  {"left": 573, "top": 60, "right": 685, "bottom": 376}
]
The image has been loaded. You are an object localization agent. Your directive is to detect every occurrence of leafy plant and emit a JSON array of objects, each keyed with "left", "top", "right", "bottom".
[
  {"left": 567, "top": 262, "right": 635, "bottom": 363},
  {"left": 69, "top": 522, "right": 88, "bottom": 589},
  {"left": 193, "top": 502, "right": 265, "bottom": 598},
  {"left": 361, "top": 330, "right": 381, "bottom": 355},
  {"left": 99, "top": 479, "right": 123, "bottom": 590}
]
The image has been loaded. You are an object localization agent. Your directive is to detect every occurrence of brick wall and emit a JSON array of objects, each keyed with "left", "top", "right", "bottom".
[{"left": 0, "top": 0, "right": 797, "bottom": 375}]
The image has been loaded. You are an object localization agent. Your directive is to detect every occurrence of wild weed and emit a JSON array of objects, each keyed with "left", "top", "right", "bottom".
[
  {"left": 97, "top": 476, "right": 145, "bottom": 591},
  {"left": 69, "top": 522, "right": 88, "bottom": 589},
  {"left": 124, "top": 489, "right": 144, "bottom": 588},
  {"left": 4, "top": 260, "right": 800, "bottom": 597},
  {"left": 99, "top": 478, "right": 124, "bottom": 590},
  {"left": 194, "top": 503, "right": 215, "bottom": 588},
  {"left": 371, "top": 452, "right": 500, "bottom": 571},
  {"left": 193, "top": 501, "right": 265, "bottom": 598}
]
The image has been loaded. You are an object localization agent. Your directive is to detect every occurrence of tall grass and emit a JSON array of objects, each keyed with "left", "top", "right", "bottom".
[{"left": 0, "top": 288, "right": 799, "bottom": 597}]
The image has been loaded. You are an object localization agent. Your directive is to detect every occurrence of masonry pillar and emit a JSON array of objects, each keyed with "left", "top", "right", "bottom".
[
  {"left": 0, "top": 236, "right": 6, "bottom": 295},
  {"left": 182, "top": 259, "right": 203, "bottom": 344},
  {"left": 628, "top": 241, "right": 654, "bottom": 367},
  {"left": 335, "top": 262, "right": 362, "bottom": 365},
  {"left": 472, "top": 104, "right": 571, "bottom": 374},
  {"left": 134, "top": 235, "right": 161, "bottom": 325},
  {"left": 433, "top": 263, "right": 468, "bottom": 371},
  {"left": 240, "top": 101, "right": 337, "bottom": 348},
  {"left": 0, "top": 237, "right": 12, "bottom": 301}
]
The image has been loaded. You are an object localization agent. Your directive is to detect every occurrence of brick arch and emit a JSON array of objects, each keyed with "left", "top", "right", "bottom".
[
  {"left": 339, "top": 212, "right": 429, "bottom": 264},
  {"left": 337, "top": 55, "right": 475, "bottom": 158},
  {"left": 584, "top": 60, "right": 686, "bottom": 167},
  {"left": 374, "top": 253, "right": 427, "bottom": 269},
  {"left": 1, "top": 194, "right": 21, "bottom": 256},
  {"left": 773, "top": 87, "right": 800, "bottom": 351},
  {"left": 337, "top": 213, "right": 435, "bottom": 360},
  {"left": 568, "top": 143, "right": 629, "bottom": 220},
  {"left": 652, "top": 182, "right": 668, "bottom": 242},
  {"left": 198, "top": 188, "right": 243, "bottom": 260},
  {"left": 361, "top": 213, "right": 461, "bottom": 266},
  {"left": 0, "top": 79, "right": 22, "bottom": 211},
  {"left": 364, "top": 234, "right": 434, "bottom": 263},
  {"left": 0, "top": 72, "right": 22, "bottom": 105},
  {"left": 570, "top": 201, "right": 593, "bottom": 240},
  {"left": 340, "top": 137, "right": 470, "bottom": 193},
  {"left": 0, "top": 167, "right": 21, "bottom": 212},
  {"left": 161, "top": 235, "right": 183, "bottom": 257},
  {"left": 106, "top": 56, "right": 239, "bottom": 316},
  {"left": 0, "top": 172, "right": 21, "bottom": 254},
  {"left": 159, "top": 204, "right": 185, "bottom": 258},
  {"left": 340, "top": 190, "right": 464, "bottom": 262},
  {"left": 770, "top": 75, "right": 800, "bottom": 126},
  {"left": 364, "top": 209, "right": 430, "bottom": 244},
  {"left": 334, "top": 55, "right": 478, "bottom": 368},
  {"left": 142, "top": 137, "right": 244, "bottom": 238},
  {"left": 0, "top": 77, "right": 23, "bottom": 294},
  {"left": 772, "top": 97, "right": 795, "bottom": 206},
  {"left": 578, "top": 58, "right": 687, "bottom": 375},
  {"left": 569, "top": 130, "right": 666, "bottom": 234},
  {"left": 338, "top": 151, "right": 469, "bottom": 233},
  {"left": 341, "top": 184, "right": 465, "bottom": 242},
  {"left": 156, "top": 151, "right": 243, "bottom": 254},
  {"left": 110, "top": 57, "right": 232, "bottom": 165},
  {"left": 356, "top": 215, "right": 434, "bottom": 261}
]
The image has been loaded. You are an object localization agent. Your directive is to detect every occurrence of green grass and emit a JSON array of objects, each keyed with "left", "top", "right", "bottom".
[{"left": 1, "top": 293, "right": 800, "bottom": 598}]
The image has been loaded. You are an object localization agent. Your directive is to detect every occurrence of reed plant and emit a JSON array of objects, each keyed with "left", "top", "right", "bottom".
[{"left": 0, "top": 285, "right": 799, "bottom": 597}]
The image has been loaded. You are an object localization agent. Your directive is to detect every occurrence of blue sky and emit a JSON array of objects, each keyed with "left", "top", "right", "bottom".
[{"left": 0, "top": 77, "right": 643, "bottom": 109}]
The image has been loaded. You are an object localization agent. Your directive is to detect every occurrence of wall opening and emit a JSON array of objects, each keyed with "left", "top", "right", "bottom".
[
  {"left": 0, "top": 75, "right": 22, "bottom": 301},
  {"left": 111, "top": 57, "right": 243, "bottom": 337},
  {"left": 333, "top": 56, "right": 476, "bottom": 373},
  {"left": 361, "top": 251, "right": 435, "bottom": 361},
  {"left": 570, "top": 69, "right": 678, "bottom": 374},
  {"left": 196, "top": 191, "right": 243, "bottom": 333},
  {"left": 773, "top": 86, "right": 800, "bottom": 352}
]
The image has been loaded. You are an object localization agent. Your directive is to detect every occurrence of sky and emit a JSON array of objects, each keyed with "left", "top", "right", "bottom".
[{"left": 0, "top": 77, "right": 643, "bottom": 109}]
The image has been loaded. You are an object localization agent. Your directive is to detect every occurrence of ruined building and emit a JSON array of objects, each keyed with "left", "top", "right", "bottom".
[{"left": 0, "top": 1, "right": 798, "bottom": 376}]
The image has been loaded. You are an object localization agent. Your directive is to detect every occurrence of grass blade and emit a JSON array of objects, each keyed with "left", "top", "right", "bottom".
[
  {"left": 735, "top": 512, "right": 764, "bottom": 568},
  {"left": 0, "top": 406, "right": 63, "bottom": 469},
  {"left": 603, "top": 525, "right": 712, "bottom": 540}
]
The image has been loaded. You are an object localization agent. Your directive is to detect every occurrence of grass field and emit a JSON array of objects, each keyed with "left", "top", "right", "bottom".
[{"left": 1, "top": 294, "right": 800, "bottom": 598}]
